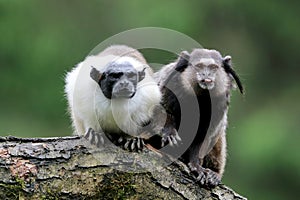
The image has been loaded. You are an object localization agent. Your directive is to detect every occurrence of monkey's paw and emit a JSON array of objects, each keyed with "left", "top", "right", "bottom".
[
  {"left": 117, "top": 136, "right": 145, "bottom": 152},
  {"left": 84, "top": 128, "right": 104, "bottom": 148},
  {"left": 161, "top": 127, "right": 182, "bottom": 147},
  {"left": 188, "top": 162, "right": 221, "bottom": 187}
]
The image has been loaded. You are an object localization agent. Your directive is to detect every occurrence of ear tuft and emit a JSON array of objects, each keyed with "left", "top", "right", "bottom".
[
  {"left": 138, "top": 67, "right": 146, "bottom": 82},
  {"left": 175, "top": 51, "right": 190, "bottom": 72},
  {"left": 224, "top": 55, "right": 232, "bottom": 63},
  {"left": 222, "top": 56, "right": 244, "bottom": 94},
  {"left": 90, "top": 66, "right": 102, "bottom": 83},
  {"left": 180, "top": 50, "right": 190, "bottom": 60}
]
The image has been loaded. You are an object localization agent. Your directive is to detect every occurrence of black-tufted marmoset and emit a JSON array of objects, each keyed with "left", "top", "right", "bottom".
[{"left": 151, "top": 49, "right": 243, "bottom": 186}]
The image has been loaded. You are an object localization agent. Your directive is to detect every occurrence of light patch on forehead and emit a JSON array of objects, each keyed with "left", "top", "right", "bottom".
[
  {"left": 198, "top": 58, "right": 217, "bottom": 65},
  {"left": 114, "top": 56, "right": 144, "bottom": 70}
]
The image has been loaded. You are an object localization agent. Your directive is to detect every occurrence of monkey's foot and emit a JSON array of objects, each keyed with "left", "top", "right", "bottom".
[
  {"left": 84, "top": 128, "right": 104, "bottom": 148},
  {"left": 118, "top": 136, "right": 145, "bottom": 152},
  {"left": 161, "top": 127, "right": 182, "bottom": 147},
  {"left": 188, "top": 162, "right": 221, "bottom": 187}
]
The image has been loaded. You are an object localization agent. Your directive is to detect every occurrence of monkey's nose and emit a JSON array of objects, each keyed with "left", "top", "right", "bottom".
[{"left": 120, "top": 81, "right": 129, "bottom": 87}]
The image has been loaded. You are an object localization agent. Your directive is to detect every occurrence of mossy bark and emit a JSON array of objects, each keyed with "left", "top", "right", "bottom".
[{"left": 0, "top": 136, "right": 247, "bottom": 200}]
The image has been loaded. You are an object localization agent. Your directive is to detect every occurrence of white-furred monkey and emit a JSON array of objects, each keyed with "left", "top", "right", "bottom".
[{"left": 65, "top": 45, "right": 162, "bottom": 151}]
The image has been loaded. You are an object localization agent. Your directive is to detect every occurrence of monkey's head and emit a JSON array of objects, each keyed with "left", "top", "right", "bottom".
[
  {"left": 90, "top": 58, "right": 146, "bottom": 99},
  {"left": 176, "top": 49, "right": 243, "bottom": 94},
  {"left": 195, "top": 64, "right": 217, "bottom": 90}
]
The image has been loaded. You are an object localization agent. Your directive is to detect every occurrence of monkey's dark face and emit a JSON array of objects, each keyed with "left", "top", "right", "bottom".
[
  {"left": 191, "top": 58, "right": 220, "bottom": 90},
  {"left": 90, "top": 62, "right": 146, "bottom": 99}
]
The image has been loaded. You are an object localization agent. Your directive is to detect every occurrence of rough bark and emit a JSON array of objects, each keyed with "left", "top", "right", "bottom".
[{"left": 0, "top": 136, "right": 247, "bottom": 200}]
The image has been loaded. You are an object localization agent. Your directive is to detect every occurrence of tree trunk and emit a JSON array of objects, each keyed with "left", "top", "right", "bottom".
[{"left": 0, "top": 136, "right": 246, "bottom": 200}]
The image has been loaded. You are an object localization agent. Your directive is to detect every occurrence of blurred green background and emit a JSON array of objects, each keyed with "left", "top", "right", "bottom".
[{"left": 1, "top": 0, "right": 299, "bottom": 199}]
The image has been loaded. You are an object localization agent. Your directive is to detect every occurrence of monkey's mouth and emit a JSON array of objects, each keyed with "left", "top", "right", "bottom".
[
  {"left": 199, "top": 79, "right": 215, "bottom": 90},
  {"left": 112, "top": 88, "right": 136, "bottom": 98}
]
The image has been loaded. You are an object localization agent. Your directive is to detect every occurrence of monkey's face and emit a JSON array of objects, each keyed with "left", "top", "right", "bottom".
[
  {"left": 192, "top": 58, "right": 220, "bottom": 90},
  {"left": 90, "top": 62, "right": 146, "bottom": 99}
]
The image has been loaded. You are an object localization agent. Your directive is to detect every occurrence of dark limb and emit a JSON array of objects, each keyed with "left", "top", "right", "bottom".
[{"left": 188, "top": 160, "right": 221, "bottom": 187}]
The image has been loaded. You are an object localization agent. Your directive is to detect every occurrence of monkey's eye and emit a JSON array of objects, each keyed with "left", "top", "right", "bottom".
[
  {"left": 110, "top": 72, "right": 123, "bottom": 79},
  {"left": 194, "top": 64, "right": 204, "bottom": 69},
  {"left": 209, "top": 64, "right": 219, "bottom": 71},
  {"left": 127, "top": 72, "right": 137, "bottom": 79}
]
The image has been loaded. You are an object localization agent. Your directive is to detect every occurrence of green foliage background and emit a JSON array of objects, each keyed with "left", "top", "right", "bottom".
[{"left": 0, "top": 1, "right": 299, "bottom": 199}]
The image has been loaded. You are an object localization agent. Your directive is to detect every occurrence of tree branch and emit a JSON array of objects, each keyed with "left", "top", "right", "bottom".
[{"left": 0, "top": 136, "right": 247, "bottom": 200}]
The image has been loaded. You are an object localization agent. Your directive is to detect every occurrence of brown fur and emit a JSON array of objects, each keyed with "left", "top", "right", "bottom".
[{"left": 153, "top": 48, "right": 243, "bottom": 186}]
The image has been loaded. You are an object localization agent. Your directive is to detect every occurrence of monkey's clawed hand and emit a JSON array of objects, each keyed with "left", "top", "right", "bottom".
[
  {"left": 161, "top": 127, "right": 182, "bottom": 147},
  {"left": 84, "top": 128, "right": 146, "bottom": 152},
  {"left": 188, "top": 161, "right": 221, "bottom": 187},
  {"left": 117, "top": 136, "right": 145, "bottom": 152},
  {"left": 84, "top": 128, "right": 105, "bottom": 148}
]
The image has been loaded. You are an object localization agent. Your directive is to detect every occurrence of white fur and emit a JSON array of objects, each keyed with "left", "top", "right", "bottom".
[
  {"left": 197, "top": 58, "right": 217, "bottom": 66},
  {"left": 210, "top": 68, "right": 231, "bottom": 96},
  {"left": 65, "top": 54, "right": 161, "bottom": 136}
]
